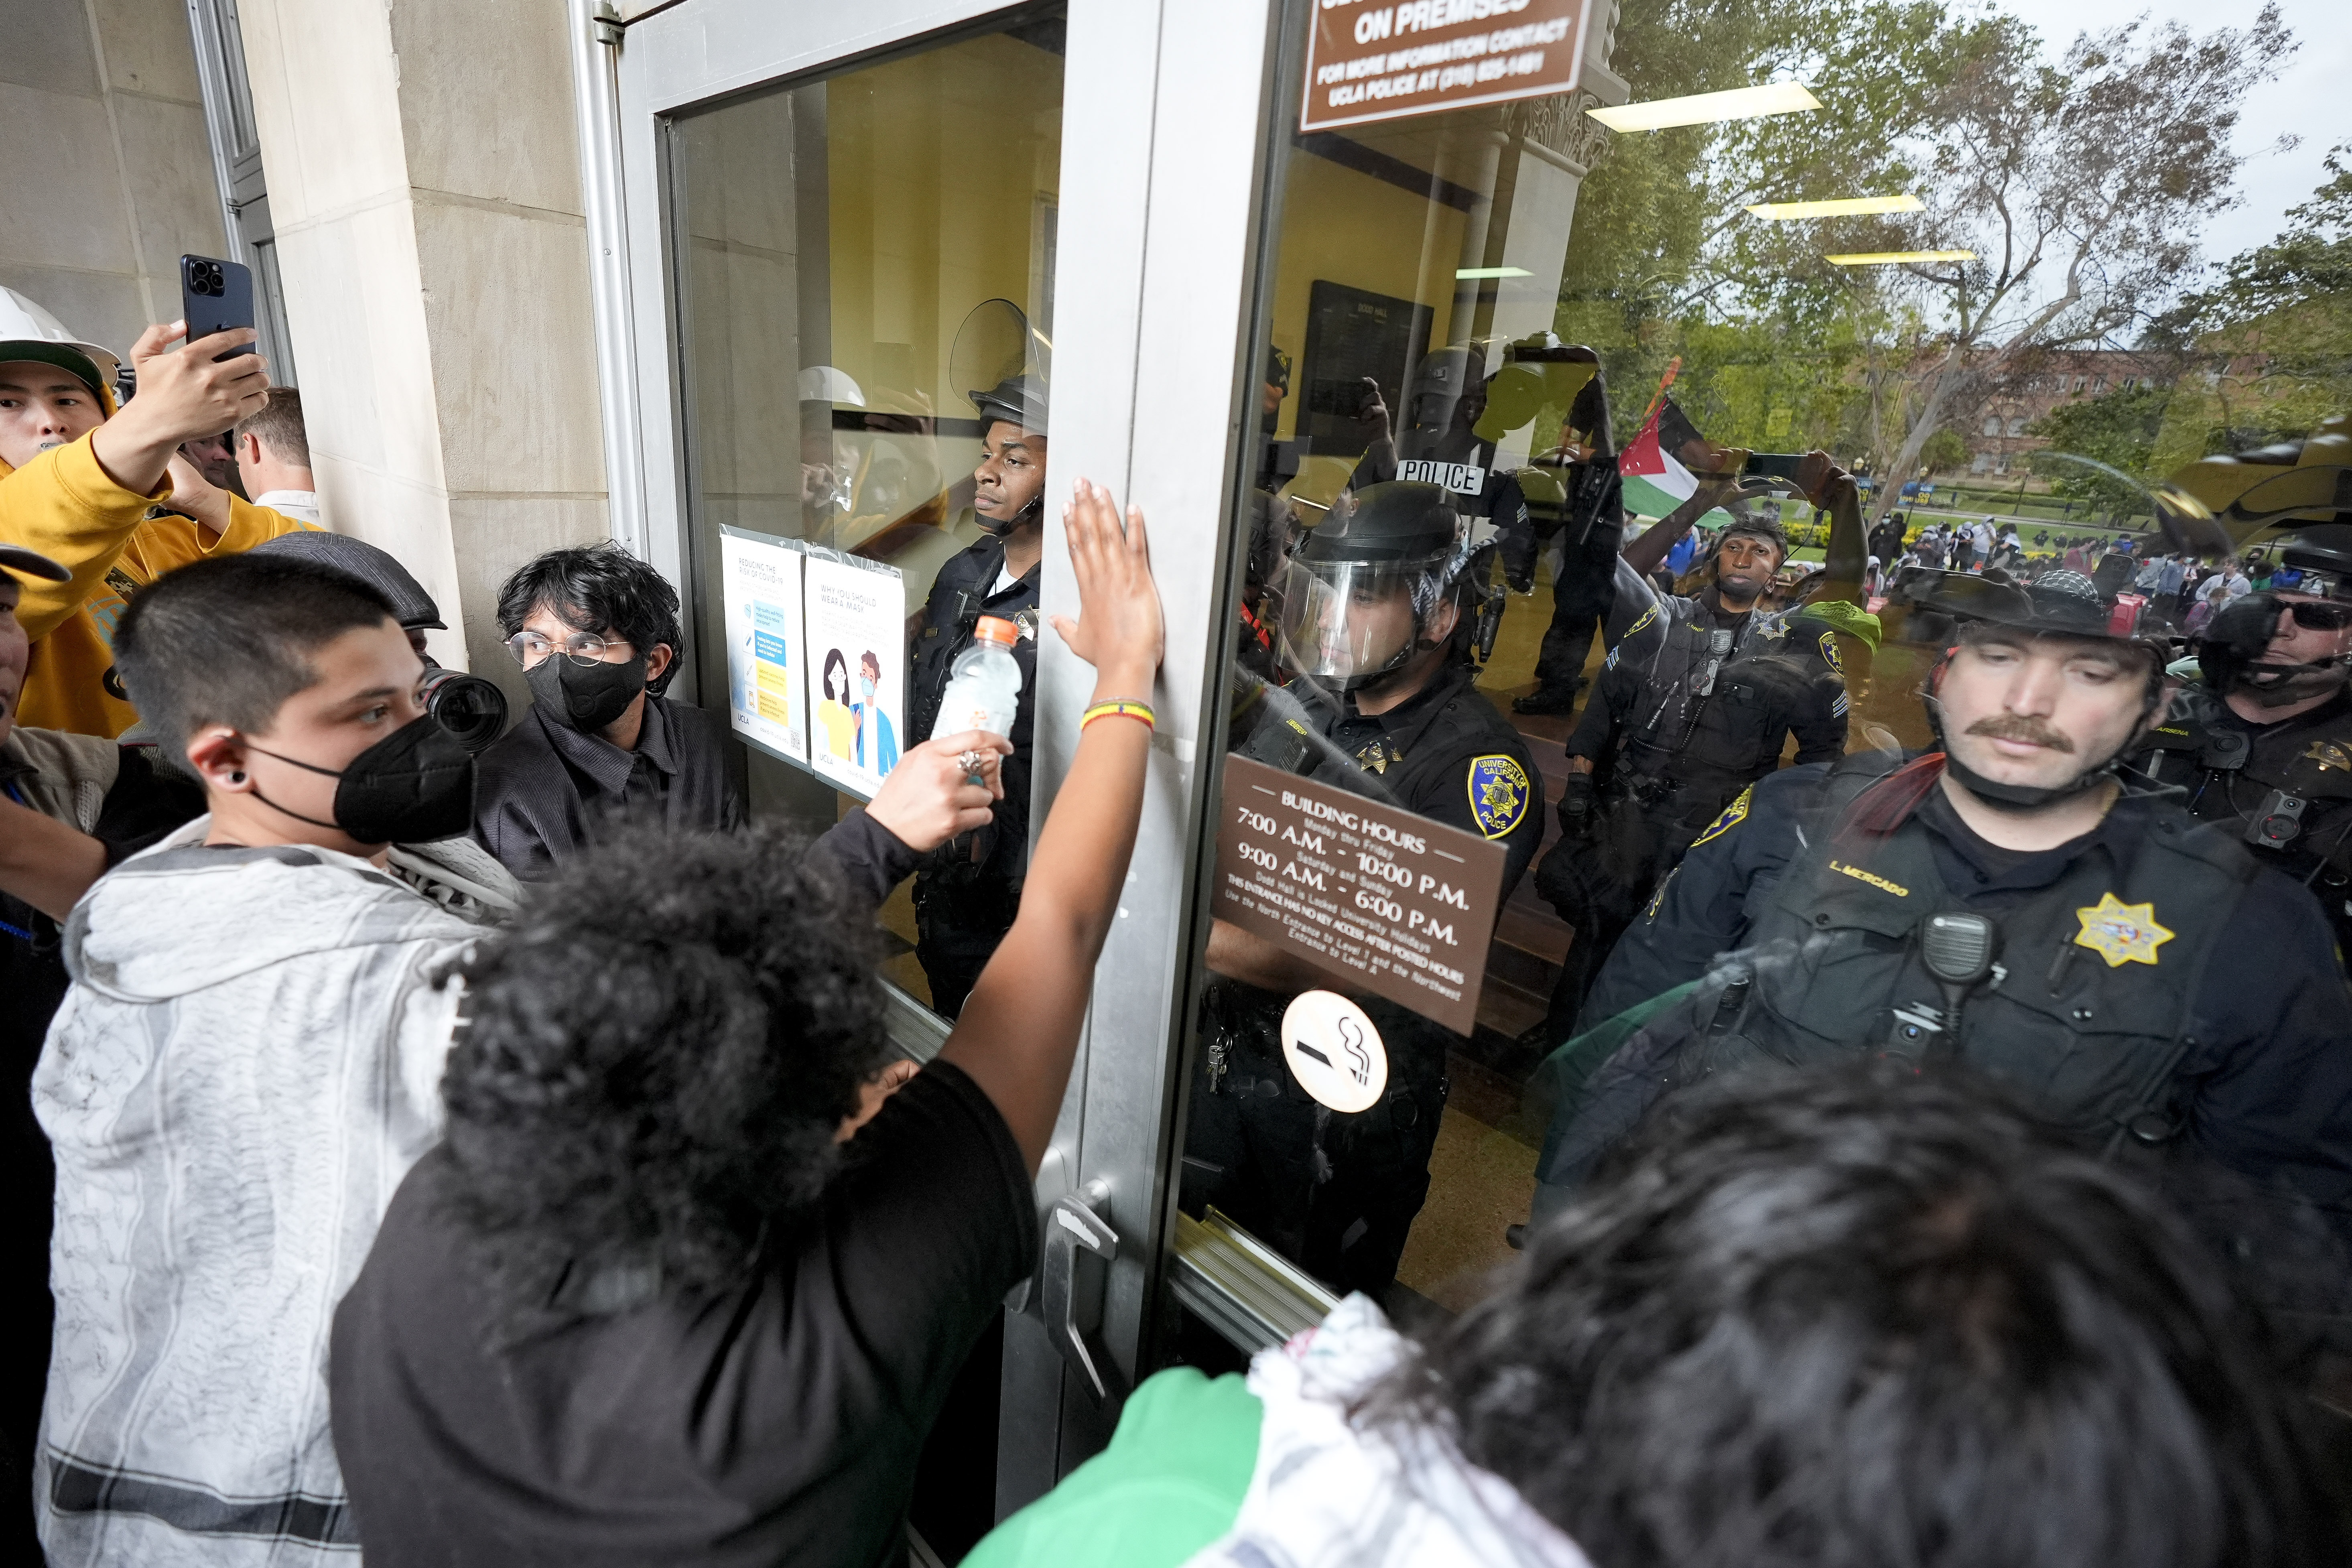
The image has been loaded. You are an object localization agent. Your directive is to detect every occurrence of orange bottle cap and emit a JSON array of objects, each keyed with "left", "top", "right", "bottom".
[{"left": 974, "top": 615, "right": 1020, "bottom": 646}]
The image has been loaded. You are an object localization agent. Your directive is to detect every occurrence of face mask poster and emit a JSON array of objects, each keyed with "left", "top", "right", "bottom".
[{"left": 717, "top": 526, "right": 905, "bottom": 800}]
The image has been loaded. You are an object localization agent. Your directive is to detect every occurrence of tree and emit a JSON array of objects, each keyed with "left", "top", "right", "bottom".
[
  {"left": 1917, "top": 429, "right": 1970, "bottom": 475},
  {"left": 1851, "top": 7, "right": 2294, "bottom": 523},
  {"left": 2026, "top": 384, "right": 2171, "bottom": 516},
  {"left": 2151, "top": 142, "right": 2352, "bottom": 465},
  {"left": 1552, "top": 0, "right": 1972, "bottom": 451}
]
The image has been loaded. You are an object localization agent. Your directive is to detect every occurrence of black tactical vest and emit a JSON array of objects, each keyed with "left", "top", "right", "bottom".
[
  {"left": 2137, "top": 688, "right": 2352, "bottom": 872},
  {"left": 1617, "top": 605, "right": 1781, "bottom": 769},
  {"left": 1689, "top": 760, "right": 2258, "bottom": 1148}
]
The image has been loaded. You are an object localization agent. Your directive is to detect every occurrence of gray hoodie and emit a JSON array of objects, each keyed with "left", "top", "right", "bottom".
[{"left": 33, "top": 820, "right": 515, "bottom": 1568}]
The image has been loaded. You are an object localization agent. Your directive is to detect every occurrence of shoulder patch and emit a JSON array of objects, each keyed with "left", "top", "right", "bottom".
[
  {"left": 1623, "top": 603, "right": 1657, "bottom": 638},
  {"left": 1816, "top": 631, "right": 1842, "bottom": 673},
  {"left": 1467, "top": 755, "right": 1531, "bottom": 838},
  {"left": 1690, "top": 785, "right": 1754, "bottom": 848}
]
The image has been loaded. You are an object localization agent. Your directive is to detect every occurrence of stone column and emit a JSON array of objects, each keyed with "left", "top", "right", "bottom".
[{"left": 233, "top": 0, "right": 605, "bottom": 684}]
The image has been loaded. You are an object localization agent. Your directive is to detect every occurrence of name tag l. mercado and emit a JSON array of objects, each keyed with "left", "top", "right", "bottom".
[
  {"left": 1213, "top": 754, "right": 1508, "bottom": 1036},
  {"left": 1397, "top": 458, "right": 1487, "bottom": 495}
]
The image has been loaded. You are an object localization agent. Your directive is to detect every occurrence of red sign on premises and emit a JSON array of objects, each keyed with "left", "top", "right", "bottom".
[{"left": 1301, "top": 0, "right": 1592, "bottom": 135}]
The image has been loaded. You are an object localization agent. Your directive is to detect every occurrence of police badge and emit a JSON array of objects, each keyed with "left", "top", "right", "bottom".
[{"left": 1468, "top": 754, "right": 1530, "bottom": 838}]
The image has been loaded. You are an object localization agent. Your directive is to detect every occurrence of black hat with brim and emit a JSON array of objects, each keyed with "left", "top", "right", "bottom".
[
  {"left": 0, "top": 542, "right": 71, "bottom": 583},
  {"left": 0, "top": 341, "right": 106, "bottom": 402}
]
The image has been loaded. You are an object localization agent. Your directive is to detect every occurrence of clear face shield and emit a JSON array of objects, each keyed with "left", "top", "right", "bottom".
[{"left": 1273, "top": 551, "right": 1452, "bottom": 691}]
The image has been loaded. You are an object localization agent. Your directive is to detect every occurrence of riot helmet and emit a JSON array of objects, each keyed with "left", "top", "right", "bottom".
[
  {"left": 1478, "top": 332, "right": 1603, "bottom": 449},
  {"left": 2199, "top": 502, "right": 2352, "bottom": 708},
  {"left": 1915, "top": 569, "right": 2169, "bottom": 810},
  {"left": 1274, "top": 481, "right": 1490, "bottom": 694},
  {"left": 1397, "top": 345, "right": 1489, "bottom": 463},
  {"left": 951, "top": 299, "right": 1051, "bottom": 535}
]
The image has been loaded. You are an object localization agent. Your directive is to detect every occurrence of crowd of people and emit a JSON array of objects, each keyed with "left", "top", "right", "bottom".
[{"left": 6, "top": 288, "right": 2352, "bottom": 1568}]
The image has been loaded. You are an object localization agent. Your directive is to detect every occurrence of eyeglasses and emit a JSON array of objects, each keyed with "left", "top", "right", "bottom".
[
  {"left": 504, "top": 630, "right": 630, "bottom": 667},
  {"left": 2284, "top": 601, "right": 2352, "bottom": 632}
]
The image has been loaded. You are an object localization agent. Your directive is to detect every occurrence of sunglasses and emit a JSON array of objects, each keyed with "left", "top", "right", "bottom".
[{"left": 2284, "top": 601, "right": 2352, "bottom": 632}]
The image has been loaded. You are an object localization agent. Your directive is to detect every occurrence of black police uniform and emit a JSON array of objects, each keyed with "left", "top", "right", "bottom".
[
  {"left": 1540, "top": 751, "right": 2352, "bottom": 1251},
  {"left": 1509, "top": 455, "right": 1623, "bottom": 699},
  {"left": 1184, "top": 662, "right": 1542, "bottom": 1297},
  {"left": 905, "top": 534, "right": 1040, "bottom": 1016},
  {"left": 2131, "top": 685, "right": 2352, "bottom": 957},
  {"left": 1529, "top": 586, "right": 1849, "bottom": 1030}
]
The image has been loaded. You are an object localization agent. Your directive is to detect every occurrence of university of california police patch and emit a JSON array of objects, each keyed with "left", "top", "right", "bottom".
[
  {"left": 1690, "top": 784, "right": 1753, "bottom": 847},
  {"left": 1467, "top": 755, "right": 1531, "bottom": 838},
  {"left": 1817, "top": 631, "right": 1842, "bottom": 673},
  {"left": 1623, "top": 603, "right": 1658, "bottom": 638}
]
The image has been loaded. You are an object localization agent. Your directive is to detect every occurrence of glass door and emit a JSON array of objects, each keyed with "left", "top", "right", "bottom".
[{"left": 597, "top": 0, "right": 1288, "bottom": 1544}]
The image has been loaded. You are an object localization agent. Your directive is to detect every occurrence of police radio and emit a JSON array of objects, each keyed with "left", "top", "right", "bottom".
[
  {"left": 2199, "top": 729, "right": 2250, "bottom": 773},
  {"left": 1473, "top": 583, "right": 1505, "bottom": 666}
]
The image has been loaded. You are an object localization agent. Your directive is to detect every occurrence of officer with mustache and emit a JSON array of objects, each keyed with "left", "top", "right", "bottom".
[{"left": 1529, "top": 569, "right": 2352, "bottom": 1260}]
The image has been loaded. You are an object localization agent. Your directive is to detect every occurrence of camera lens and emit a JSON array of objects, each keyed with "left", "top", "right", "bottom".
[{"left": 419, "top": 668, "right": 509, "bottom": 752}]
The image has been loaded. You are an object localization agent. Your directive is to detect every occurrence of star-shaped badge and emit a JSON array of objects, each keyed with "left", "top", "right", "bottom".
[{"left": 2072, "top": 892, "right": 2174, "bottom": 968}]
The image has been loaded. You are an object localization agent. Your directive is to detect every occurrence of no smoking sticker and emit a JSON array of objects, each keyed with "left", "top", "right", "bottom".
[{"left": 1281, "top": 991, "right": 1387, "bottom": 1114}]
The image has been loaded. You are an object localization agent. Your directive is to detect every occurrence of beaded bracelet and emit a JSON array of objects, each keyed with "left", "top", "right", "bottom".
[{"left": 1082, "top": 699, "right": 1156, "bottom": 732}]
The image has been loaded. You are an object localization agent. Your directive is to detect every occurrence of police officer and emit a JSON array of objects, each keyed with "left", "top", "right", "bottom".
[
  {"left": 2129, "top": 508, "right": 2352, "bottom": 956},
  {"left": 1535, "top": 569, "right": 2352, "bottom": 1253},
  {"left": 1349, "top": 343, "right": 1534, "bottom": 582},
  {"left": 1526, "top": 465, "right": 1856, "bottom": 1034},
  {"left": 1504, "top": 341, "right": 1623, "bottom": 715},
  {"left": 903, "top": 362, "right": 1047, "bottom": 1016},
  {"left": 1184, "top": 481, "right": 1541, "bottom": 1298}
]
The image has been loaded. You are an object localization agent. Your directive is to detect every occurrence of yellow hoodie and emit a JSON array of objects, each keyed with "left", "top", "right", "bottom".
[{"left": 2, "top": 431, "right": 315, "bottom": 737}]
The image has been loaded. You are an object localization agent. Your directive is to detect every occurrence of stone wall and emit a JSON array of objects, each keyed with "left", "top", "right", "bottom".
[
  {"left": 0, "top": 0, "right": 227, "bottom": 357},
  {"left": 234, "top": 0, "right": 607, "bottom": 683}
]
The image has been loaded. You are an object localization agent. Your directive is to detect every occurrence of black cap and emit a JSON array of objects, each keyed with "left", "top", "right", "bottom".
[
  {"left": 2270, "top": 520, "right": 2352, "bottom": 600},
  {"left": 252, "top": 530, "right": 445, "bottom": 629},
  {"left": 1913, "top": 568, "right": 2118, "bottom": 639},
  {"left": 0, "top": 541, "right": 71, "bottom": 583},
  {"left": 969, "top": 373, "right": 1048, "bottom": 435}
]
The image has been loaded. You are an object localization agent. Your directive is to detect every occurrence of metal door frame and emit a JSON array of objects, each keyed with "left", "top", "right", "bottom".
[{"left": 575, "top": 0, "right": 1284, "bottom": 1515}]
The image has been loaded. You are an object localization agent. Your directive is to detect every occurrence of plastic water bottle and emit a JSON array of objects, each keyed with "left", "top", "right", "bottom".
[{"left": 929, "top": 615, "right": 1022, "bottom": 742}]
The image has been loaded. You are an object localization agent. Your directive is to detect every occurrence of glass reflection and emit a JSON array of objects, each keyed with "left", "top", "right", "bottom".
[
  {"left": 672, "top": 15, "right": 1065, "bottom": 1015},
  {"left": 1186, "top": 2, "right": 2352, "bottom": 1323}
]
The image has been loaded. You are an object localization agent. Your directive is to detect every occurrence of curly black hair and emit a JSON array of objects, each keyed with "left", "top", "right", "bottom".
[
  {"left": 495, "top": 541, "right": 687, "bottom": 695},
  {"left": 1367, "top": 1063, "right": 2347, "bottom": 1568},
  {"left": 438, "top": 821, "right": 892, "bottom": 1325}
]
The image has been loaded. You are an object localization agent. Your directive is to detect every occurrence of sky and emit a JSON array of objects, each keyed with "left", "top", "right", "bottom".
[{"left": 1992, "top": 0, "right": 2348, "bottom": 269}]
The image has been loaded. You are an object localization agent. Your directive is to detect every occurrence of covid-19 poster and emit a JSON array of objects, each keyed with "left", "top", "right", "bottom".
[
  {"left": 717, "top": 526, "right": 809, "bottom": 766},
  {"left": 801, "top": 549, "right": 906, "bottom": 799}
]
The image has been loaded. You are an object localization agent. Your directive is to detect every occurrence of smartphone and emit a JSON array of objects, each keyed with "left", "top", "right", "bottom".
[
  {"left": 179, "top": 254, "right": 255, "bottom": 362},
  {"left": 1742, "top": 451, "right": 1809, "bottom": 479}
]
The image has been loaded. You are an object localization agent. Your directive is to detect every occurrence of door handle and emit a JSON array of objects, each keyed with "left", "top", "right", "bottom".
[{"left": 1039, "top": 1179, "right": 1120, "bottom": 1402}]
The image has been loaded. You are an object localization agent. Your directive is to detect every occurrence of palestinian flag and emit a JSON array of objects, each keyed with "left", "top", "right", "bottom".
[{"left": 1617, "top": 404, "right": 1731, "bottom": 528}]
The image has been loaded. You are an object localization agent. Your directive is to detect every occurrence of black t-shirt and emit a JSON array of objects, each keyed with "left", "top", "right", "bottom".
[{"left": 329, "top": 1060, "right": 1038, "bottom": 1568}]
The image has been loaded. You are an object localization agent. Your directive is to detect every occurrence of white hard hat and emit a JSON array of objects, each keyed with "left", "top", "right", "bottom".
[
  {"left": 0, "top": 287, "right": 120, "bottom": 395},
  {"left": 797, "top": 364, "right": 865, "bottom": 407}
]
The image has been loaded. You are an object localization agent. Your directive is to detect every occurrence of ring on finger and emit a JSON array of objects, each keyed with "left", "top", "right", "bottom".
[{"left": 955, "top": 748, "right": 985, "bottom": 784}]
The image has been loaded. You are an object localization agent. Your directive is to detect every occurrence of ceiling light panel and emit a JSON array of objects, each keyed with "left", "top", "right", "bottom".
[
  {"left": 1586, "top": 82, "right": 1822, "bottom": 133},
  {"left": 1746, "top": 194, "right": 1923, "bottom": 220}
]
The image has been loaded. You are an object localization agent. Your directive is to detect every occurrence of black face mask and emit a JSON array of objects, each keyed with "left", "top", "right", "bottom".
[
  {"left": 246, "top": 715, "right": 477, "bottom": 845},
  {"left": 525, "top": 650, "right": 647, "bottom": 733}
]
